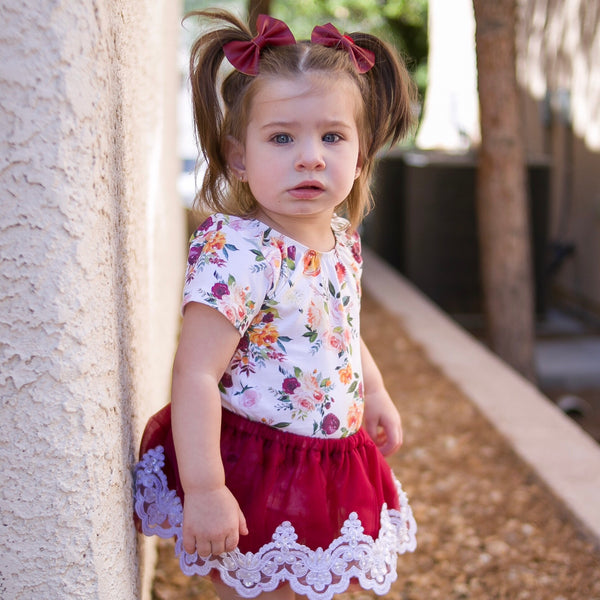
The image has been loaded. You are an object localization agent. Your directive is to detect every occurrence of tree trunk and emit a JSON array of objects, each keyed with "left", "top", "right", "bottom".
[
  {"left": 248, "top": 0, "right": 271, "bottom": 31},
  {"left": 472, "top": 0, "right": 536, "bottom": 381}
]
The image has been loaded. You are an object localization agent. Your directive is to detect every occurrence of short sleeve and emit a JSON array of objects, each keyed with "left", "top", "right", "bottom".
[
  {"left": 332, "top": 216, "right": 363, "bottom": 292},
  {"left": 182, "top": 216, "right": 278, "bottom": 335}
]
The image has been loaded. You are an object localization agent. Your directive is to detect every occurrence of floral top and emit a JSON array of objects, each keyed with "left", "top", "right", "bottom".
[{"left": 183, "top": 213, "right": 364, "bottom": 438}]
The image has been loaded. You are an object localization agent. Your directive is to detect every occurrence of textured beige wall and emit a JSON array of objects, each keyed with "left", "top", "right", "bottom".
[{"left": 0, "top": 1, "right": 185, "bottom": 598}]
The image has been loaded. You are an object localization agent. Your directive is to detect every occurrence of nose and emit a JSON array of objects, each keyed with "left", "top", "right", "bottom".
[{"left": 294, "top": 138, "right": 326, "bottom": 171}]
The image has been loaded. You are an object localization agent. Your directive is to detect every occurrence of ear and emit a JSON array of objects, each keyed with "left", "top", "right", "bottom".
[
  {"left": 226, "top": 136, "right": 247, "bottom": 181},
  {"left": 354, "top": 153, "right": 364, "bottom": 180}
]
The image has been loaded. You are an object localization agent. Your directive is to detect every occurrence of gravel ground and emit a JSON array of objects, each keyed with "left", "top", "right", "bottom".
[{"left": 151, "top": 293, "right": 600, "bottom": 600}]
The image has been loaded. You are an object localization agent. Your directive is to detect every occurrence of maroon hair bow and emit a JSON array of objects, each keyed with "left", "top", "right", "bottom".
[
  {"left": 223, "top": 14, "right": 296, "bottom": 76},
  {"left": 311, "top": 23, "right": 375, "bottom": 74}
]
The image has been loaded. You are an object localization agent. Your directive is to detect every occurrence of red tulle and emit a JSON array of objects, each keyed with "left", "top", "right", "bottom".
[{"left": 138, "top": 404, "right": 400, "bottom": 553}]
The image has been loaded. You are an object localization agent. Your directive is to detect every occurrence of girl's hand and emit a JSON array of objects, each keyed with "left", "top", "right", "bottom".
[
  {"left": 360, "top": 337, "right": 403, "bottom": 456},
  {"left": 363, "top": 387, "right": 403, "bottom": 456},
  {"left": 182, "top": 486, "right": 248, "bottom": 556}
]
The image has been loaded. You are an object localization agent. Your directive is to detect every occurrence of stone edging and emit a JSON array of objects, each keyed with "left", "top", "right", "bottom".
[{"left": 362, "top": 247, "right": 600, "bottom": 545}]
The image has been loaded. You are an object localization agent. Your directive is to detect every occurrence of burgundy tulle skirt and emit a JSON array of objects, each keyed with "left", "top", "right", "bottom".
[
  {"left": 134, "top": 404, "right": 417, "bottom": 599},
  {"left": 138, "top": 404, "right": 401, "bottom": 552}
]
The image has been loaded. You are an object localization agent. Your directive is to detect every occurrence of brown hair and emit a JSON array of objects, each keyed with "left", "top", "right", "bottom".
[{"left": 186, "top": 9, "right": 417, "bottom": 229}]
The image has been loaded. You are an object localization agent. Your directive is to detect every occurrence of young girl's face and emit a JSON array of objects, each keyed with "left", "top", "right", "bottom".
[{"left": 229, "top": 73, "right": 363, "bottom": 234}]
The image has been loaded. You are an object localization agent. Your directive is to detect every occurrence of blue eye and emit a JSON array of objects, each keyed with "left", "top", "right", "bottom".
[
  {"left": 323, "top": 133, "right": 341, "bottom": 143},
  {"left": 273, "top": 134, "right": 292, "bottom": 144}
]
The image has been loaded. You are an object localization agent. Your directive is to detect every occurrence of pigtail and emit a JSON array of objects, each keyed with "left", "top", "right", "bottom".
[
  {"left": 334, "top": 33, "right": 417, "bottom": 229},
  {"left": 349, "top": 32, "right": 418, "bottom": 157},
  {"left": 185, "top": 10, "right": 254, "bottom": 215}
]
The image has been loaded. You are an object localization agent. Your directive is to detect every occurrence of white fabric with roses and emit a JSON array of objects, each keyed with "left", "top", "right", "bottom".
[{"left": 183, "top": 213, "right": 365, "bottom": 438}]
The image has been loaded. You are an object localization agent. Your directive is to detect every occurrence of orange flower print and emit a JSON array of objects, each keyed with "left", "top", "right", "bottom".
[
  {"left": 303, "top": 250, "right": 321, "bottom": 276},
  {"left": 203, "top": 230, "right": 226, "bottom": 253},
  {"left": 347, "top": 401, "right": 364, "bottom": 432},
  {"left": 249, "top": 322, "right": 279, "bottom": 347},
  {"left": 338, "top": 363, "right": 353, "bottom": 385},
  {"left": 335, "top": 261, "right": 346, "bottom": 282}
]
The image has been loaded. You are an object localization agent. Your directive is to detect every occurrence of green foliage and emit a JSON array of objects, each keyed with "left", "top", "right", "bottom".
[{"left": 273, "top": 0, "right": 427, "bottom": 68}]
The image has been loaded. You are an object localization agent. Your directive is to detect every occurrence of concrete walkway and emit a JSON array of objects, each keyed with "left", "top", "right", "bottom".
[{"left": 362, "top": 247, "right": 600, "bottom": 546}]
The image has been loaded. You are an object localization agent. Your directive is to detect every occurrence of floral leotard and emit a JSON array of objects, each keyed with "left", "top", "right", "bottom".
[{"left": 183, "top": 212, "right": 365, "bottom": 438}]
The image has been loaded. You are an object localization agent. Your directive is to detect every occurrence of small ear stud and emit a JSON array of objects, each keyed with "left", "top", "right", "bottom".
[{"left": 239, "top": 174, "right": 247, "bottom": 182}]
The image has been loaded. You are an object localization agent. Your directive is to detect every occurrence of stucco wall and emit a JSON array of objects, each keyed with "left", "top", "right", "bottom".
[
  {"left": 516, "top": 0, "right": 600, "bottom": 314},
  {"left": 0, "top": 1, "right": 185, "bottom": 598}
]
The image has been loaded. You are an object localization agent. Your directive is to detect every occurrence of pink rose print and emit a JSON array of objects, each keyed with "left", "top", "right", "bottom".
[
  {"left": 241, "top": 388, "right": 260, "bottom": 408},
  {"left": 321, "top": 413, "right": 340, "bottom": 435},
  {"left": 295, "top": 396, "right": 315, "bottom": 412},
  {"left": 289, "top": 373, "right": 326, "bottom": 412},
  {"left": 220, "top": 304, "right": 237, "bottom": 325},
  {"left": 325, "top": 328, "right": 350, "bottom": 353}
]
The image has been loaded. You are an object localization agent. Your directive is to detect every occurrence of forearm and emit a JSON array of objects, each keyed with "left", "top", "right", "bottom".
[
  {"left": 171, "top": 368, "right": 225, "bottom": 493},
  {"left": 169, "top": 302, "right": 247, "bottom": 555},
  {"left": 360, "top": 336, "right": 386, "bottom": 394},
  {"left": 170, "top": 302, "right": 241, "bottom": 495}
]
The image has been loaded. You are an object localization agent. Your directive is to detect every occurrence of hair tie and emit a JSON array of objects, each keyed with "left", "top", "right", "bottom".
[
  {"left": 223, "top": 14, "right": 296, "bottom": 76},
  {"left": 311, "top": 23, "right": 375, "bottom": 73}
]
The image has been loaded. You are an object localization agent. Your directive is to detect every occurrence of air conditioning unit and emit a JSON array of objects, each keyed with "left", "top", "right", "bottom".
[{"left": 363, "top": 149, "right": 550, "bottom": 317}]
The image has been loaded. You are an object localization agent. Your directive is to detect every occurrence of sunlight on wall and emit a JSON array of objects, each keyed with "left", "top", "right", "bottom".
[{"left": 517, "top": 0, "right": 600, "bottom": 151}]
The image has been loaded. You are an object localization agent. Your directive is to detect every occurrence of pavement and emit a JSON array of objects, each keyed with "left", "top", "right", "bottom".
[
  {"left": 535, "top": 311, "right": 600, "bottom": 442},
  {"left": 362, "top": 247, "right": 600, "bottom": 547},
  {"left": 535, "top": 309, "right": 600, "bottom": 389}
]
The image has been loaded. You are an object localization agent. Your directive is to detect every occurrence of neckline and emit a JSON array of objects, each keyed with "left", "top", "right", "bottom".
[{"left": 235, "top": 214, "right": 349, "bottom": 256}]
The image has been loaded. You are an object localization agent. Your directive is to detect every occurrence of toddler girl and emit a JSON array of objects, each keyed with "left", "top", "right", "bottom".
[{"left": 134, "top": 9, "right": 417, "bottom": 600}]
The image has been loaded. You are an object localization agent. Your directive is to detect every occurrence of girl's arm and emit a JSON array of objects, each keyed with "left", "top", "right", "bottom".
[
  {"left": 171, "top": 302, "right": 248, "bottom": 556},
  {"left": 360, "top": 336, "right": 403, "bottom": 456}
]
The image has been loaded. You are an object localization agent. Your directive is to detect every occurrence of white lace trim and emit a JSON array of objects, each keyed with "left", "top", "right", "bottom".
[{"left": 134, "top": 446, "right": 417, "bottom": 600}]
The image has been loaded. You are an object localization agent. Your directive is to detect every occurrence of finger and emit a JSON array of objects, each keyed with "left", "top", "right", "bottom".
[
  {"left": 195, "top": 539, "right": 212, "bottom": 558},
  {"left": 378, "top": 424, "right": 401, "bottom": 456},
  {"left": 183, "top": 535, "right": 196, "bottom": 554},
  {"left": 239, "top": 509, "right": 249, "bottom": 536},
  {"left": 224, "top": 533, "right": 239, "bottom": 553},
  {"left": 183, "top": 533, "right": 197, "bottom": 555},
  {"left": 210, "top": 538, "right": 227, "bottom": 556}
]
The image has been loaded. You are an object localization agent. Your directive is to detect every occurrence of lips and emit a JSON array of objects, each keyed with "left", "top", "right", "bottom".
[{"left": 288, "top": 181, "right": 325, "bottom": 199}]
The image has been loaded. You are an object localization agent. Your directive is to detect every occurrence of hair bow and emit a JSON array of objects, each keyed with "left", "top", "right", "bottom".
[
  {"left": 311, "top": 23, "right": 375, "bottom": 73},
  {"left": 223, "top": 14, "right": 296, "bottom": 76}
]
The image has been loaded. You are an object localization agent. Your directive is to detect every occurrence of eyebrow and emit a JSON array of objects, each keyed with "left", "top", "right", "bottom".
[{"left": 259, "top": 119, "right": 354, "bottom": 130}]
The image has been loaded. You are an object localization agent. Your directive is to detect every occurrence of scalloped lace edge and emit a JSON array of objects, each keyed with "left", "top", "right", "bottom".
[{"left": 134, "top": 446, "right": 417, "bottom": 600}]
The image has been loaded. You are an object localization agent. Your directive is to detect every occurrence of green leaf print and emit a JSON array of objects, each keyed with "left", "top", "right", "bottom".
[{"left": 250, "top": 249, "right": 265, "bottom": 262}]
